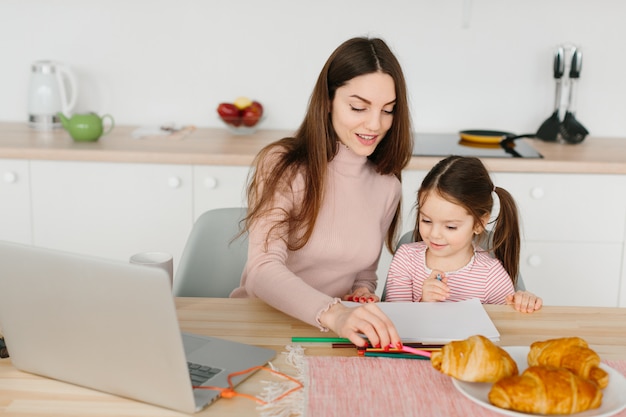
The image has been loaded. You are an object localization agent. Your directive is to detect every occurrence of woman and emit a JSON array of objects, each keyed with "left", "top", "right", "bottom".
[{"left": 231, "top": 37, "right": 413, "bottom": 348}]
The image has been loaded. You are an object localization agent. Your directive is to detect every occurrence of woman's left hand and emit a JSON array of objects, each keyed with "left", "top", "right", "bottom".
[
  {"left": 343, "top": 287, "right": 379, "bottom": 303},
  {"left": 506, "top": 290, "right": 543, "bottom": 313}
]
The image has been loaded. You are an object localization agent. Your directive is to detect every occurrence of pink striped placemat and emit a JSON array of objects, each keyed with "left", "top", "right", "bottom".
[{"left": 304, "top": 357, "right": 626, "bottom": 417}]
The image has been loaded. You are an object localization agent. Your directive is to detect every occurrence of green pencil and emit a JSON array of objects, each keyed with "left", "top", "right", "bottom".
[
  {"left": 291, "top": 337, "right": 352, "bottom": 343},
  {"left": 363, "top": 352, "right": 429, "bottom": 360}
]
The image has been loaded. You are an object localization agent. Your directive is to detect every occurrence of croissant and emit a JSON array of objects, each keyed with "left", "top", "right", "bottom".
[
  {"left": 489, "top": 366, "right": 603, "bottom": 415},
  {"left": 430, "top": 335, "right": 518, "bottom": 382},
  {"left": 528, "top": 337, "right": 609, "bottom": 389}
]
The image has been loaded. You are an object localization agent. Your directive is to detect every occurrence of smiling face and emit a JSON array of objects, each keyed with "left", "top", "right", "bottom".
[
  {"left": 418, "top": 191, "right": 487, "bottom": 271},
  {"left": 330, "top": 72, "right": 396, "bottom": 156}
]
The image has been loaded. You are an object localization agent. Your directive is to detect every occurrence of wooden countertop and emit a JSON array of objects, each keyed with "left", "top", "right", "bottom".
[
  {"left": 1, "top": 122, "right": 625, "bottom": 174},
  {"left": 1, "top": 298, "right": 625, "bottom": 416}
]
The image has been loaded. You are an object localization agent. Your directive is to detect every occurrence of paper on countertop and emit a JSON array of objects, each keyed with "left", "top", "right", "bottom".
[
  {"left": 343, "top": 298, "right": 500, "bottom": 343},
  {"left": 131, "top": 126, "right": 168, "bottom": 138},
  {"left": 131, "top": 124, "right": 196, "bottom": 140}
]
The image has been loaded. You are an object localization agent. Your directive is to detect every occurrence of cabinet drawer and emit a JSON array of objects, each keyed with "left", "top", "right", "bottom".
[
  {"left": 193, "top": 165, "right": 250, "bottom": 220},
  {"left": 520, "top": 241, "right": 622, "bottom": 307},
  {"left": 0, "top": 159, "right": 32, "bottom": 244},
  {"left": 493, "top": 173, "right": 626, "bottom": 242},
  {"left": 31, "top": 161, "right": 193, "bottom": 263}
]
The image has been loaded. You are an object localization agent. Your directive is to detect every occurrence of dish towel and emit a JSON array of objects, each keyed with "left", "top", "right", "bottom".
[{"left": 303, "top": 356, "right": 626, "bottom": 417}]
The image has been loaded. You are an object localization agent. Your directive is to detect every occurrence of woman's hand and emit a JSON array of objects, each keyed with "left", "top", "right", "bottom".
[
  {"left": 319, "top": 302, "right": 401, "bottom": 348},
  {"left": 420, "top": 270, "right": 449, "bottom": 302},
  {"left": 506, "top": 290, "right": 543, "bottom": 313},
  {"left": 342, "top": 287, "right": 379, "bottom": 303}
]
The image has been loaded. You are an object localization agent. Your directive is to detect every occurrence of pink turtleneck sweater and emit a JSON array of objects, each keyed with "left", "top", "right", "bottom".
[{"left": 230, "top": 144, "right": 401, "bottom": 329}]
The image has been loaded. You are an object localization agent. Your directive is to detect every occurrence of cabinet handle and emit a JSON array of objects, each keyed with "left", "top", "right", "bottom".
[
  {"left": 168, "top": 176, "right": 182, "bottom": 188},
  {"left": 527, "top": 254, "right": 542, "bottom": 267},
  {"left": 204, "top": 176, "right": 218, "bottom": 189},
  {"left": 530, "top": 187, "right": 545, "bottom": 199},
  {"left": 3, "top": 171, "right": 17, "bottom": 184}
]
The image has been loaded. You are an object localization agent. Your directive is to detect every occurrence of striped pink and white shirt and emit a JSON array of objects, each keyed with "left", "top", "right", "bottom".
[{"left": 385, "top": 241, "right": 514, "bottom": 304}]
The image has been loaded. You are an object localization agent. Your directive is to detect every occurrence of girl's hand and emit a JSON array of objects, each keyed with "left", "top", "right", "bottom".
[
  {"left": 420, "top": 270, "right": 449, "bottom": 302},
  {"left": 506, "top": 290, "right": 543, "bottom": 313},
  {"left": 319, "top": 302, "right": 401, "bottom": 348},
  {"left": 342, "top": 287, "right": 379, "bottom": 303}
]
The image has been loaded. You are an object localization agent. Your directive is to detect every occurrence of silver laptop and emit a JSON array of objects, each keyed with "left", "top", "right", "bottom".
[{"left": 0, "top": 241, "right": 275, "bottom": 413}]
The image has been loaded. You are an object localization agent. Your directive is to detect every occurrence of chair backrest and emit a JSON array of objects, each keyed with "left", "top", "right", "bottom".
[
  {"left": 172, "top": 207, "right": 248, "bottom": 297},
  {"left": 381, "top": 229, "right": 525, "bottom": 300},
  {"left": 397, "top": 230, "right": 414, "bottom": 248}
]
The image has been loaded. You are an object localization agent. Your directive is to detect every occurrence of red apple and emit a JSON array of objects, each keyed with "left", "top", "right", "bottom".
[
  {"left": 251, "top": 101, "right": 263, "bottom": 116},
  {"left": 217, "top": 103, "right": 242, "bottom": 126},
  {"left": 242, "top": 101, "right": 263, "bottom": 127}
]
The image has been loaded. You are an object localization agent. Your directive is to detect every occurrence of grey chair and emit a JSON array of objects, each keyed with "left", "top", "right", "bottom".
[
  {"left": 381, "top": 229, "right": 525, "bottom": 300},
  {"left": 172, "top": 207, "right": 248, "bottom": 297}
]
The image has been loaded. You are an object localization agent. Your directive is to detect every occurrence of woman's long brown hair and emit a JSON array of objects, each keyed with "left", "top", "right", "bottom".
[{"left": 244, "top": 37, "right": 413, "bottom": 252}]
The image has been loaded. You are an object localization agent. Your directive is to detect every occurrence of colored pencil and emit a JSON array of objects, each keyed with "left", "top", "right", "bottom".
[
  {"left": 363, "top": 352, "right": 429, "bottom": 360},
  {"left": 365, "top": 347, "right": 438, "bottom": 354},
  {"left": 399, "top": 345, "right": 432, "bottom": 358},
  {"left": 291, "top": 337, "right": 352, "bottom": 343},
  {"left": 332, "top": 342, "right": 443, "bottom": 349},
  {"left": 332, "top": 343, "right": 360, "bottom": 348}
]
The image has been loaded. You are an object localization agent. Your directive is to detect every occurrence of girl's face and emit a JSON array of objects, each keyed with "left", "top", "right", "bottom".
[
  {"left": 418, "top": 192, "right": 484, "bottom": 269},
  {"left": 330, "top": 72, "right": 396, "bottom": 157}
]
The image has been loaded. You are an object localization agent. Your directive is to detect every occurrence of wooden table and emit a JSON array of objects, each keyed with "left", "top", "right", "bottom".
[{"left": 1, "top": 298, "right": 625, "bottom": 416}]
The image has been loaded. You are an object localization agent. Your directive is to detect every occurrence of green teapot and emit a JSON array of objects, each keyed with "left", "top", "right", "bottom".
[{"left": 58, "top": 112, "right": 114, "bottom": 142}]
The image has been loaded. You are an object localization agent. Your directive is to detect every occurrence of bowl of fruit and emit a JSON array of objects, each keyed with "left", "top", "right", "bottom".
[{"left": 217, "top": 96, "right": 264, "bottom": 135}]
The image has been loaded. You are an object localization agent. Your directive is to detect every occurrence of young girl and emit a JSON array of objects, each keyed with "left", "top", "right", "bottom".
[{"left": 385, "top": 155, "right": 542, "bottom": 313}]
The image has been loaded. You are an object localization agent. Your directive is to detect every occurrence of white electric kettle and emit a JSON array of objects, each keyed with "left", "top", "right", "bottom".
[{"left": 27, "top": 60, "right": 78, "bottom": 129}]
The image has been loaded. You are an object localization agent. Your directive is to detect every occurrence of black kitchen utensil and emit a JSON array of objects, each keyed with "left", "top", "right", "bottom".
[
  {"left": 536, "top": 47, "right": 565, "bottom": 142},
  {"left": 499, "top": 133, "right": 536, "bottom": 157},
  {"left": 0, "top": 337, "right": 8, "bottom": 359},
  {"left": 560, "top": 47, "right": 588, "bottom": 144}
]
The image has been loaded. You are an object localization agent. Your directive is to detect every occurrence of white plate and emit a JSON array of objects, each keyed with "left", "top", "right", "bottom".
[{"left": 452, "top": 346, "right": 626, "bottom": 417}]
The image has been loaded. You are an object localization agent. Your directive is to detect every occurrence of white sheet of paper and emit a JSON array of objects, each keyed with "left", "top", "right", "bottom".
[{"left": 343, "top": 298, "right": 500, "bottom": 343}]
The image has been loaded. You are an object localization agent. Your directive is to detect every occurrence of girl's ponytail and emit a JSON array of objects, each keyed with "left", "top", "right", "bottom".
[{"left": 491, "top": 187, "right": 521, "bottom": 286}]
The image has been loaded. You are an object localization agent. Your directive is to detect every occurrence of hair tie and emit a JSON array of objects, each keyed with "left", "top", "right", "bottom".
[{"left": 493, "top": 185, "right": 497, "bottom": 193}]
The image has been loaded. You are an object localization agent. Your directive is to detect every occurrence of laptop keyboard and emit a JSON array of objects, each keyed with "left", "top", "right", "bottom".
[{"left": 188, "top": 362, "right": 223, "bottom": 386}]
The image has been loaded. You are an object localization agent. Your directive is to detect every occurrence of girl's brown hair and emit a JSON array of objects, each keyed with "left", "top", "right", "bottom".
[
  {"left": 245, "top": 37, "right": 413, "bottom": 252},
  {"left": 412, "top": 156, "right": 521, "bottom": 285}
]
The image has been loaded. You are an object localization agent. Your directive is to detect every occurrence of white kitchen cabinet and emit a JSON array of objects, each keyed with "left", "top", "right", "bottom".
[
  {"left": 30, "top": 161, "right": 193, "bottom": 266},
  {"left": 492, "top": 172, "right": 626, "bottom": 307},
  {"left": 12, "top": 157, "right": 626, "bottom": 307},
  {"left": 520, "top": 242, "right": 622, "bottom": 306},
  {"left": 192, "top": 165, "right": 250, "bottom": 221},
  {"left": 492, "top": 173, "right": 626, "bottom": 243},
  {"left": 0, "top": 159, "right": 32, "bottom": 244}
]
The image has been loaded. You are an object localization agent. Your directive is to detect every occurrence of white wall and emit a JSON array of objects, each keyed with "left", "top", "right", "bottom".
[{"left": 2, "top": 0, "right": 625, "bottom": 138}]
